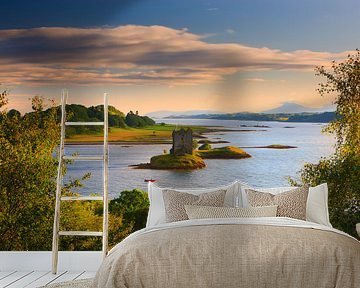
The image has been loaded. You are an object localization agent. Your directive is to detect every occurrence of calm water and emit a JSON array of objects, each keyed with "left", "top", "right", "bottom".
[{"left": 64, "top": 119, "right": 335, "bottom": 198}]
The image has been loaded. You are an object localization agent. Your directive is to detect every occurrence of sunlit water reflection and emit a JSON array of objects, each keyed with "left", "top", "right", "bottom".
[{"left": 64, "top": 119, "right": 335, "bottom": 198}]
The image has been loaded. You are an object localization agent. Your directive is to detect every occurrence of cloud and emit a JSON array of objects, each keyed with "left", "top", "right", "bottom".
[
  {"left": 226, "top": 28, "right": 235, "bottom": 34},
  {"left": 246, "top": 78, "right": 266, "bottom": 82},
  {"left": 0, "top": 25, "right": 352, "bottom": 87}
]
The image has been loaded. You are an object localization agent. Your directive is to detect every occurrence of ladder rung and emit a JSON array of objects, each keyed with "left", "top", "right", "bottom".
[
  {"left": 59, "top": 231, "right": 103, "bottom": 237},
  {"left": 65, "top": 121, "right": 104, "bottom": 126},
  {"left": 61, "top": 196, "right": 103, "bottom": 201},
  {"left": 63, "top": 155, "right": 104, "bottom": 161}
]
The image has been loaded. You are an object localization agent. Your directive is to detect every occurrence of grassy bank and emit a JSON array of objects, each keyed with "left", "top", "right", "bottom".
[
  {"left": 149, "top": 154, "right": 206, "bottom": 169},
  {"left": 197, "top": 146, "right": 251, "bottom": 159},
  {"left": 65, "top": 124, "right": 210, "bottom": 144}
]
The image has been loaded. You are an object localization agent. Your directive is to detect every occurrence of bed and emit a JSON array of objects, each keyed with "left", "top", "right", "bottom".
[{"left": 93, "top": 181, "right": 360, "bottom": 288}]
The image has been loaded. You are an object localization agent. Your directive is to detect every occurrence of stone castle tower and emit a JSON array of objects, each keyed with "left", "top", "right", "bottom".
[{"left": 171, "top": 128, "right": 193, "bottom": 155}]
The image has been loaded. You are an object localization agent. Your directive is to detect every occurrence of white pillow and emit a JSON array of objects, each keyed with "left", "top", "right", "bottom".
[
  {"left": 185, "top": 205, "right": 278, "bottom": 219},
  {"left": 146, "top": 181, "right": 238, "bottom": 227},
  {"left": 239, "top": 182, "right": 331, "bottom": 227},
  {"left": 307, "top": 183, "right": 331, "bottom": 227}
]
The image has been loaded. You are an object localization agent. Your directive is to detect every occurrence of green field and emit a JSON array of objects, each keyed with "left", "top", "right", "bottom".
[{"left": 66, "top": 124, "right": 210, "bottom": 143}]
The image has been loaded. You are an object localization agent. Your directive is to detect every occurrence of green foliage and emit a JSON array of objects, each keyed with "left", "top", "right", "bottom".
[
  {"left": 295, "top": 155, "right": 360, "bottom": 238},
  {"left": 192, "top": 139, "right": 198, "bottom": 149},
  {"left": 0, "top": 95, "right": 60, "bottom": 250},
  {"left": 89, "top": 105, "right": 126, "bottom": 128},
  {"left": 317, "top": 50, "right": 360, "bottom": 155},
  {"left": 59, "top": 198, "right": 103, "bottom": 251},
  {"left": 198, "top": 143, "right": 212, "bottom": 150},
  {"left": 7, "top": 109, "right": 21, "bottom": 119},
  {"left": 0, "top": 90, "right": 149, "bottom": 250},
  {"left": 61, "top": 104, "right": 126, "bottom": 136},
  {"left": 58, "top": 188, "right": 150, "bottom": 251},
  {"left": 0, "top": 89, "right": 8, "bottom": 108},
  {"left": 125, "top": 111, "right": 155, "bottom": 127},
  {"left": 109, "top": 189, "right": 149, "bottom": 233},
  {"left": 295, "top": 50, "right": 360, "bottom": 237}
]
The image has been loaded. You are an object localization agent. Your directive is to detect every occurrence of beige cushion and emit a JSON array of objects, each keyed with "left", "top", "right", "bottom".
[
  {"left": 162, "top": 189, "right": 226, "bottom": 223},
  {"left": 246, "top": 186, "right": 309, "bottom": 220},
  {"left": 184, "top": 205, "right": 278, "bottom": 219}
]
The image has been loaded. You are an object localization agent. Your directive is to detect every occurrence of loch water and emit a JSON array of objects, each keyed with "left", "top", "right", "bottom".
[{"left": 64, "top": 119, "right": 335, "bottom": 198}]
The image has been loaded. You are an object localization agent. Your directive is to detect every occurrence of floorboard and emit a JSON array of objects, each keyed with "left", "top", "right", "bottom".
[
  {"left": 6, "top": 272, "right": 48, "bottom": 288},
  {"left": 0, "top": 271, "right": 96, "bottom": 288},
  {"left": 0, "top": 272, "right": 16, "bottom": 282},
  {"left": 48, "top": 271, "right": 84, "bottom": 285},
  {"left": 75, "top": 271, "right": 96, "bottom": 280},
  {"left": 23, "top": 271, "right": 66, "bottom": 288},
  {"left": 0, "top": 271, "right": 32, "bottom": 287}
]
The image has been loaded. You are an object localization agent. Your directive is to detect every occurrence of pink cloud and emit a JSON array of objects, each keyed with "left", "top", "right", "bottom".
[{"left": 0, "top": 25, "right": 353, "bottom": 87}]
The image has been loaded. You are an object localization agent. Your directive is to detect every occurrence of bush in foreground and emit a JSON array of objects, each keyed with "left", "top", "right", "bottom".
[{"left": 293, "top": 50, "right": 360, "bottom": 238}]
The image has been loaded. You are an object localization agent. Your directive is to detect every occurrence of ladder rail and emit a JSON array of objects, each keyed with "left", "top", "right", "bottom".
[
  {"left": 102, "top": 93, "right": 109, "bottom": 260},
  {"left": 52, "top": 89, "right": 67, "bottom": 274}
]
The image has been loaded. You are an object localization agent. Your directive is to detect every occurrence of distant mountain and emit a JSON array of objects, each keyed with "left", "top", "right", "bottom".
[
  {"left": 146, "top": 110, "right": 224, "bottom": 119},
  {"left": 262, "top": 102, "right": 320, "bottom": 114},
  {"left": 167, "top": 111, "right": 337, "bottom": 123}
]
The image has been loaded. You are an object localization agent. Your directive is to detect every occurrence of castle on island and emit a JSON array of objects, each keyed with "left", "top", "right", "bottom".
[{"left": 170, "top": 128, "right": 193, "bottom": 155}]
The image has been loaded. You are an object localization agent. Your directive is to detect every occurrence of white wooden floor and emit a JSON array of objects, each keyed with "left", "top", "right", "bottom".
[{"left": 0, "top": 270, "right": 95, "bottom": 288}]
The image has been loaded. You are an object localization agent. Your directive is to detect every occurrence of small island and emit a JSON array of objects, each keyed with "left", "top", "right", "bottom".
[
  {"left": 137, "top": 153, "right": 206, "bottom": 170},
  {"left": 132, "top": 128, "right": 251, "bottom": 170},
  {"left": 241, "top": 144, "right": 297, "bottom": 149},
  {"left": 197, "top": 146, "right": 251, "bottom": 159}
]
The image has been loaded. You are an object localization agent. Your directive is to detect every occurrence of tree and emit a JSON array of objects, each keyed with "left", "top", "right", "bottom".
[
  {"left": 109, "top": 189, "right": 149, "bottom": 233},
  {"left": 294, "top": 50, "right": 360, "bottom": 237},
  {"left": 0, "top": 94, "right": 60, "bottom": 250},
  {"left": 0, "top": 92, "right": 101, "bottom": 250},
  {"left": 7, "top": 109, "right": 21, "bottom": 119}
]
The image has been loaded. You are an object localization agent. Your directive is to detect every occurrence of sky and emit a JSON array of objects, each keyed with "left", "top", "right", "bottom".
[{"left": 0, "top": 0, "right": 359, "bottom": 114}]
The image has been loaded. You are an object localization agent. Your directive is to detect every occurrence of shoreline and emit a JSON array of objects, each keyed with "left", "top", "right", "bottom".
[
  {"left": 65, "top": 141, "right": 173, "bottom": 145},
  {"left": 65, "top": 126, "right": 267, "bottom": 145}
]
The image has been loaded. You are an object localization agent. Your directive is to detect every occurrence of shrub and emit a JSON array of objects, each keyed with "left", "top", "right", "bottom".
[
  {"left": 198, "top": 143, "right": 212, "bottom": 150},
  {"left": 294, "top": 50, "right": 360, "bottom": 237}
]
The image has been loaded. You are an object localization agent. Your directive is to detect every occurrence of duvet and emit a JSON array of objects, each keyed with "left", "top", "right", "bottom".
[{"left": 93, "top": 217, "right": 360, "bottom": 288}]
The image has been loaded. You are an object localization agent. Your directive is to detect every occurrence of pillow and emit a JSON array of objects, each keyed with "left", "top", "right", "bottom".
[
  {"left": 184, "top": 205, "right": 278, "bottom": 219},
  {"left": 162, "top": 189, "right": 226, "bottom": 223},
  {"left": 246, "top": 186, "right": 309, "bottom": 220},
  {"left": 146, "top": 181, "right": 238, "bottom": 227},
  {"left": 306, "top": 183, "right": 331, "bottom": 227},
  {"left": 239, "top": 182, "right": 332, "bottom": 227}
]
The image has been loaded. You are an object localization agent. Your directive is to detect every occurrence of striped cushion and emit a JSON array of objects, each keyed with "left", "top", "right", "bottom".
[
  {"left": 246, "top": 186, "right": 309, "bottom": 220},
  {"left": 184, "top": 205, "right": 278, "bottom": 219},
  {"left": 162, "top": 189, "right": 226, "bottom": 223}
]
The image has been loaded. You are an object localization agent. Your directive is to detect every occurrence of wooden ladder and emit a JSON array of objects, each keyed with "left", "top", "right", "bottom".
[{"left": 52, "top": 90, "right": 109, "bottom": 274}]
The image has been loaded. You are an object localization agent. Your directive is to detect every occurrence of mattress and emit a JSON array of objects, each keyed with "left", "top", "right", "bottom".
[{"left": 93, "top": 217, "right": 360, "bottom": 288}]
